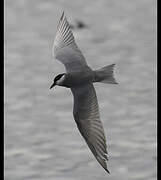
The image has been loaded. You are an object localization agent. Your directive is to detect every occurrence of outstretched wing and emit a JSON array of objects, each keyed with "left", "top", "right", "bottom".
[
  {"left": 71, "top": 84, "right": 110, "bottom": 173},
  {"left": 52, "top": 12, "right": 90, "bottom": 73}
]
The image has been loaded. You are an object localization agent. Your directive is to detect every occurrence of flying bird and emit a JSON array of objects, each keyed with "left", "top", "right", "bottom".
[{"left": 50, "top": 12, "right": 117, "bottom": 173}]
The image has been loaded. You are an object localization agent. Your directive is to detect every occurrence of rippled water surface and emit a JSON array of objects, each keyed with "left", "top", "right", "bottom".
[{"left": 5, "top": 0, "right": 157, "bottom": 179}]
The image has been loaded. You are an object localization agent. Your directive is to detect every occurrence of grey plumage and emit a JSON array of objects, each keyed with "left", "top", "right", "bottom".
[
  {"left": 71, "top": 84, "right": 109, "bottom": 173},
  {"left": 51, "top": 11, "right": 117, "bottom": 173},
  {"left": 53, "top": 11, "right": 90, "bottom": 73}
]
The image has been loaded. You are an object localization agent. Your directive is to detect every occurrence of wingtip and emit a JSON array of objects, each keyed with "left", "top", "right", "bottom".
[
  {"left": 58, "top": 11, "right": 65, "bottom": 26},
  {"left": 59, "top": 11, "right": 65, "bottom": 23},
  {"left": 61, "top": 11, "right": 65, "bottom": 20},
  {"left": 105, "top": 168, "right": 110, "bottom": 174},
  {"left": 103, "top": 160, "right": 110, "bottom": 174}
]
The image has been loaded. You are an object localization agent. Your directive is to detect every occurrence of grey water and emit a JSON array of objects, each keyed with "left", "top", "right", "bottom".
[{"left": 5, "top": 0, "right": 157, "bottom": 179}]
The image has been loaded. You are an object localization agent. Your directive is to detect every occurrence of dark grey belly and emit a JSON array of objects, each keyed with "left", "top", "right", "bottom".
[{"left": 64, "top": 71, "right": 94, "bottom": 87}]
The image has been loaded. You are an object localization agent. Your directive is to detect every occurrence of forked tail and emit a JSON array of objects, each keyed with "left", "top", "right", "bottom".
[{"left": 93, "top": 64, "right": 118, "bottom": 84}]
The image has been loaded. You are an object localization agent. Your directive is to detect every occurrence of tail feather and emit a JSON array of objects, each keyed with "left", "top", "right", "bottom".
[{"left": 93, "top": 64, "right": 118, "bottom": 84}]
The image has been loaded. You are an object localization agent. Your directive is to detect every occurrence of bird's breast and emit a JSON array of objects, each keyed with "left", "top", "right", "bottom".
[{"left": 64, "top": 71, "right": 94, "bottom": 88}]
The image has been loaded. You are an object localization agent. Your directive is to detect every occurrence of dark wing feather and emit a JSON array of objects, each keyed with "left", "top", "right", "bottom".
[
  {"left": 52, "top": 12, "right": 90, "bottom": 73},
  {"left": 71, "top": 84, "right": 110, "bottom": 173}
]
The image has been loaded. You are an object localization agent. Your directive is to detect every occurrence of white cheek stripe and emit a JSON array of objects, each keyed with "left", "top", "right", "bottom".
[{"left": 57, "top": 75, "right": 65, "bottom": 85}]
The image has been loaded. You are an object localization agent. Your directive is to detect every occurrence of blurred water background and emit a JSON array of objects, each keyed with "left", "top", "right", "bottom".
[{"left": 5, "top": 0, "right": 157, "bottom": 179}]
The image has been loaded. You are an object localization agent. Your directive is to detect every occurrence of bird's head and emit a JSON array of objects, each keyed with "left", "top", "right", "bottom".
[{"left": 50, "top": 73, "right": 66, "bottom": 89}]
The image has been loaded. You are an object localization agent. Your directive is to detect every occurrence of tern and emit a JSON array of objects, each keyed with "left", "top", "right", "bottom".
[{"left": 50, "top": 12, "right": 117, "bottom": 173}]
